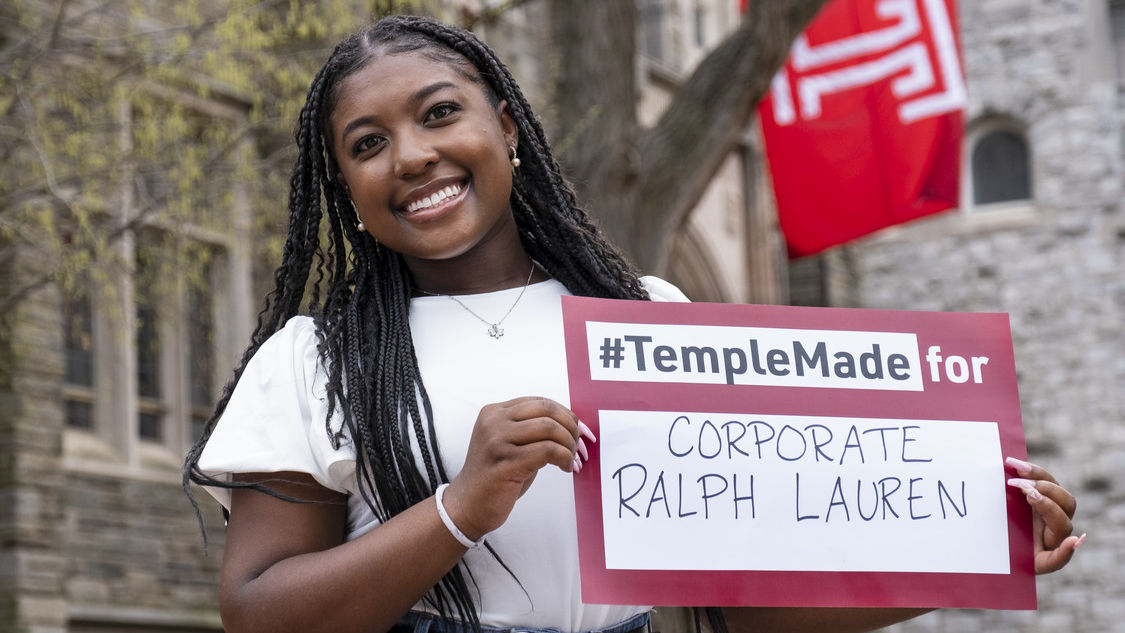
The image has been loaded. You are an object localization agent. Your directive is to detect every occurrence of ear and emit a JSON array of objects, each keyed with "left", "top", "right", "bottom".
[
  {"left": 335, "top": 172, "right": 349, "bottom": 193},
  {"left": 498, "top": 99, "right": 518, "bottom": 150}
]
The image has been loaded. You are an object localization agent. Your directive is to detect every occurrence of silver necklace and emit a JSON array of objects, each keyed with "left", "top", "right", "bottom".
[{"left": 418, "top": 265, "right": 536, "bottom": 339}]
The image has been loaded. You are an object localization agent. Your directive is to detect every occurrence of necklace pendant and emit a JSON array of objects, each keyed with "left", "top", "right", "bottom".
[{"left": 487, "top": 324, "right": 504, "bottom": 339}]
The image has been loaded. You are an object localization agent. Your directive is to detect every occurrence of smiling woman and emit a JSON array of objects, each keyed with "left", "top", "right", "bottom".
[
  {"left": 330, "top": 53, "right": 520, "bottom": 277},
  {"left": 181, "top": 14, "right": 1080, "bottom": 633},
  {"left": 182, "top": 15, "right": 654, "bottom": 633}
]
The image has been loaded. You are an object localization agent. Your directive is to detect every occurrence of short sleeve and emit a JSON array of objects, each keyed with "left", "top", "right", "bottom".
[
  {"left": 640, "top": 275, "right": 690, "bottom": 302},
  {"left": 196, "top": 316, "right": 356, "bottom": 510}
]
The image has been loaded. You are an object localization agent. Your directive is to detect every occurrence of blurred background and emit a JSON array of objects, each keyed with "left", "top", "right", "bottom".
[{"left": 0, "top": 0, "right": 1119, "bottom": 631}]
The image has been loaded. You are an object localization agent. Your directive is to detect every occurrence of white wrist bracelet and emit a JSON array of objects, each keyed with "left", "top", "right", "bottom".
[{"left": 435, "top": 483, "right": 482, "bottom": 549}]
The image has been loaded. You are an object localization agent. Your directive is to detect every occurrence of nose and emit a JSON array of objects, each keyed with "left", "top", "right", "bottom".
[{"left": 392, "top": 130, "right": 438, "bottom": 179}]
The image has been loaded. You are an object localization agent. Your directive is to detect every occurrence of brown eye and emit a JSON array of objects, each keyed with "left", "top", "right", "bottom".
[
  {"left": 426, "top": 102, "right": 461, "bottom": 123},
  {"left": 352, "top": 135, "right": 386, "bottom": 157}
]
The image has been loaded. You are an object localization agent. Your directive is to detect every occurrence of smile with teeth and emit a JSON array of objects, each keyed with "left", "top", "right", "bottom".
[{"left": 403, "top": 182, "right": 465, "bottom": 213}]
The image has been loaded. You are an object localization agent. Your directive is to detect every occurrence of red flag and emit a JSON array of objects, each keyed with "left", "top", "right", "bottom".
[{"left": 758, "top": 0, "right": 966, "bottom": 257}]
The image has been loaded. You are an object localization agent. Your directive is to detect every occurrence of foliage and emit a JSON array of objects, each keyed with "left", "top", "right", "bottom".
[
  {"left": 0, "top": 0, "right": 454, "bottom": 311},
  {"left": 1, "top": 0, "right": 825, "bottom": 308}
]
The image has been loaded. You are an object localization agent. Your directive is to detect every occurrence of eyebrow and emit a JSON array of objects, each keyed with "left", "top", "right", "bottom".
[
  {"left": 341, "top": 81, "right": 458, "bottom": 141},
  {"left": 409, "top": 80, "right": 457, "bottom": 107}
]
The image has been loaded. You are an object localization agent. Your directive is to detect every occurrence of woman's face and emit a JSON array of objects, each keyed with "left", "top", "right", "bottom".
[{"left": 330, "top": 50, "right": 519, "bottom": 267}]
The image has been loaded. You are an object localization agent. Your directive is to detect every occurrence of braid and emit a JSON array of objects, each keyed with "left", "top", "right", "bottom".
[
  {"left": 182, "top": 57, "right": 343, "bottom": 538},
  {"left": 184, "top": 13, "right": 651, "bottom": 630}
]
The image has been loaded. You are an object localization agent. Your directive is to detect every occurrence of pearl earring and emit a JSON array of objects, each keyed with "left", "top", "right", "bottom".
[
  {"left": 509, "top": 145, "right": 520, "bottom": 169},
  {"left": 351, "top": 199, "right": 365, "bottom": 233}
]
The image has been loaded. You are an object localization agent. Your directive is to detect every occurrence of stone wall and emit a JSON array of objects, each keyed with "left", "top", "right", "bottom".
[
  {"left": 0, "top": 227, "right": 227, "bottom": 632},
  {"left": 1, "top": 236, "right": 69, "bottom": 633},
  {"left": 62, "top": 472, "right": 225, "bottom": 631},
  {"left": 847, "top": 1, "right": 1124, "bottom": 630}
]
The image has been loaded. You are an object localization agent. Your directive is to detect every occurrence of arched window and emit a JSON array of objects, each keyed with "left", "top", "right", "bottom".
[{"left": 968, "top": 124, "right": 1032, "bottom": 207}]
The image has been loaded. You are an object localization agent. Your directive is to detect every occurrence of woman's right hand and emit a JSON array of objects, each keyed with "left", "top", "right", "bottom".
[
  {"left": 219, "top": 398, "right": 593, "bottom": 633},
  {"left": 441, "top": 396, "right": 593, "bottom": 541}
]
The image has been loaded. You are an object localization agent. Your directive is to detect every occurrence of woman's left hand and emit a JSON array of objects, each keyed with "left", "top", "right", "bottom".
[{"left": 1005, "top": 456, "right": 1084, "bottom": 574}]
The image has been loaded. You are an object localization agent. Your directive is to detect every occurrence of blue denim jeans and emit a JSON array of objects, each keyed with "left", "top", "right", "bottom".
[{"left": 394, "top": 610, "right": 651, "bottom": 633}]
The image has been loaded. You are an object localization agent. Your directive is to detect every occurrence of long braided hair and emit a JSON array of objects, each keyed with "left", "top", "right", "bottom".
[{"left": 183, "top": 14, "right": 648, "bottom": 629}]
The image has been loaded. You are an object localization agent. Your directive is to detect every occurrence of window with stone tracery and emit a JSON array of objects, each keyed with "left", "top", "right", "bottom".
[{"left": 59, "top": 89, "right": 252, "bottom": 475}]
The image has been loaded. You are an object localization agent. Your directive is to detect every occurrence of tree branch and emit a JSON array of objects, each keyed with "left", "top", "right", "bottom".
[
  {"left": 634, "top": 0, "right": 829, "bottom": 271},
  {"left": 17, "top": 86, "right": 75, "bottom": 214},
  {"left": 0, "top": 121, "right": 254, "bottom": 312},
  {"left": 47, "top": 0, "right": 74, "bottom": 49},
  {"left": 460, "top": 0, "right": 537, "bottom": 30},
  {"left": 0, "top": 271, "right": 55, "bottom": 315}
]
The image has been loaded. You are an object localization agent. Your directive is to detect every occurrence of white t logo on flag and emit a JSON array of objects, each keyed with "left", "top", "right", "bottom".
[{"left": 770, "top": 0, "right": 966, "bottom": 125}]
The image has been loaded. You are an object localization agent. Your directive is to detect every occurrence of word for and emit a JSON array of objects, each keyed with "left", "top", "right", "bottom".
[
  {"left": 610, "top": 464, "right": 968, "bottom": 523},
  {"left": 666, "top": 416, "right": 934, "bottom": 465},
  {"left": 599, "top": 336, "right": 912, "bottom": 385},
  {"left": 925, "top": 346, "right": 989, "bottom": 383}
]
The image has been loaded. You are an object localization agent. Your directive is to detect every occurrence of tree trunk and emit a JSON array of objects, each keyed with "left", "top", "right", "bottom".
[
  {"left": 547, "top": 0, "right": 831, "bottom": 273},
  {"left": 547, "top": 0, "right": 640, "bottom": 256}
]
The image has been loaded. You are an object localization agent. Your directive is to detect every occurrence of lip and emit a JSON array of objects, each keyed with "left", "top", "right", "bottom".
[
  {"left": 397, "top": 181, "right": 469, "bottom": 225},
  {"left": 396, "top": 177, "right": 470, "bottom": 221}
]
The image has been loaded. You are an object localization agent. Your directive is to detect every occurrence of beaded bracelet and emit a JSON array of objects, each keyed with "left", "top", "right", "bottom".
[{"left": 435, "top": 483, "right": 483, "bottom": 549}]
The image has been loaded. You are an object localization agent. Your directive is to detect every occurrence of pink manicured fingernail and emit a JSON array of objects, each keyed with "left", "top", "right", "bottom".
[
  {"left": 1005, "top": 456, "right": 1033, "bottom": 475},
  {"left": 1075, "top": 533, "right": 1087, "bottom": 550},
  {"left": 578, "top": 421, "right": 597, "bottom": 443},
  {"left": 1007, "top": 478, "right": 1042, "bottom": 501},
  {"left": 577, "top": 438, "right": 589, "bottom": 461},
  {"left": 572, "top": 457, "right": 582, "bottom": 473}
]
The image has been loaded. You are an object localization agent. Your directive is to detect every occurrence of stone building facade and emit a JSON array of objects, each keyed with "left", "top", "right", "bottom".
[
  {"left": 1, "top": 159, "right": 235, "bottom": 631},
  {"left": 1, "top": 3, "right": 251, "bottom": 631},
  {"left": 859, "top": 1, "right": 1124, "bottom": 630}
]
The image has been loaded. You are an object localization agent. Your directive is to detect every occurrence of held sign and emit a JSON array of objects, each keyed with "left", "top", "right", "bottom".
[{"left": 563, "top": 298, "right": 1034, "bottom": 609}]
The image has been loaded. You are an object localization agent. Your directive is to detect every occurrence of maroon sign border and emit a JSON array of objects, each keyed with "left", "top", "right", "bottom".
[{"left": 563, "top": 296, "right": 1035, "bottom": 609}]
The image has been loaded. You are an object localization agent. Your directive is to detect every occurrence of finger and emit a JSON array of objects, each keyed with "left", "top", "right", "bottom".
[
  {"left": 503, "top": 397, "right": 580, "bottom": 438},
  {"left": 1005, "top": 456, "right": 1058, "bottom": 485},
  {"left": 505, "top": 416, "right": 579, "bottom": 453},
  {"left": 516, "top": 439, "right": 578, "bottom": 472},
  {"left": 1035, "top": 533, "right": 1085, "bottom": 575},
  {"left": 489, "top": 438, "right": 576, "bottom": 476},
  {"left": 1035, "top": 480, "right": 1077, "bottom": 519},
  {"left": 578, "top": 421, "right": 597, "bottom": 444},
  {"left": 1008, "top": 478, "right": 1074, "bottom": 548}
]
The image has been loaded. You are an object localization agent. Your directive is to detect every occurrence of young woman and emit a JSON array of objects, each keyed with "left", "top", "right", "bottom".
[{"left": 183, "top": 15, "right": 1080, "bottom": 633}]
